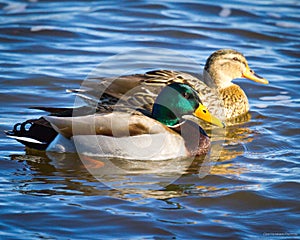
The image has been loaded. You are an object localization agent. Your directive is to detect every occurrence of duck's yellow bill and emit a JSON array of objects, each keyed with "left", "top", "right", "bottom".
[
  {"left": 242, "top": 66, "right": 269, "bottom": 84},
  {"left": 194, "top": 104, "right": 225, "bottom": 128}
]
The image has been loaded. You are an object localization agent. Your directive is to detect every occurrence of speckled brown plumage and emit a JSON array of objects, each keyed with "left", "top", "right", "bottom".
[
  {"left": 219, "top": 84, "right": 249, "bottom": 119},
  {"left": 69, "top": 49, "right": 268, "bottom": 122}
]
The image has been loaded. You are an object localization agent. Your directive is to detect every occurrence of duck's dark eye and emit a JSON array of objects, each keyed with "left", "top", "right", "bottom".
[
  {"left": 182, "top": 92, "right": 190, "bottom": 99},
  {"left": 233, "top": 57, "right": 239, "bottom": 61}
]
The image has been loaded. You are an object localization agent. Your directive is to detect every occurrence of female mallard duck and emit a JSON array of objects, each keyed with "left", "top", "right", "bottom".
[
  {"left": 7, "top": 83, "right": 224, "bottom": 160},
  {"left": 73, "top": 49, "right": 268, "bottom": 120}
]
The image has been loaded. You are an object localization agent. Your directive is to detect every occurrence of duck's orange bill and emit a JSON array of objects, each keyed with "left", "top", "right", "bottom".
[
  {"left": 242, "top": 66, "right": 269, "bottom": 84},
  {"left": 194, "top": 103, "right": 225, "bottom": 128}
]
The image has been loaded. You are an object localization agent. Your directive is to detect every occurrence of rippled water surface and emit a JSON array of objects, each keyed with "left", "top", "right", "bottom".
[{"left": 1, "top": 0, "right": 299, "bottom": 239}]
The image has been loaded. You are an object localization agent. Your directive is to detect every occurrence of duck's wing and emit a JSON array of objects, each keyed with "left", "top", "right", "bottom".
[
  {"left": 67, "top": 73, "right": 159, "bottom": 111},
  {"left": 66, "top": 74, "right": 148, "bottom": 107},
  {"left": 44, "top": 112, "right": 172, "bottom": 139},
  {"left": 68, "top": 70, "right": 225, "bottom": 119}
]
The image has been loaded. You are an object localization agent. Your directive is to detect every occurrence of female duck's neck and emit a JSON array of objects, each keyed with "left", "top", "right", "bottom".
[{"left": 203, "top": 71, "right": 233, "bottom": 89}]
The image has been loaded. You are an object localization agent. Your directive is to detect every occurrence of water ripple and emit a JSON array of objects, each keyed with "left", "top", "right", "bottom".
[{"left": 0, "top": 0, "right": 299, "bottom": 239}]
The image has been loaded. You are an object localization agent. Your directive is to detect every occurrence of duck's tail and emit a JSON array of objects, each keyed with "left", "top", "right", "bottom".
[
  {"left": 5, "top": 117, "right": 58, "bottom": 150},
  {"left": 5, "top": 106, "right": 99, "bottom": 150}
]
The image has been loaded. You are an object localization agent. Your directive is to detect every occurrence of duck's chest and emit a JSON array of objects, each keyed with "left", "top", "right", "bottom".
[{"left": 220, "top": 85, "right": 249, "bottom": 119}]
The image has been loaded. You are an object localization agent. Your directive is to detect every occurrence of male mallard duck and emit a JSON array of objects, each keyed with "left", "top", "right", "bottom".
[
  {"left": 7, "top": 83, "right": 224, "bottom": 160},
  {"left": 72, "top": 49, "right": 268, "bottom": 120}
]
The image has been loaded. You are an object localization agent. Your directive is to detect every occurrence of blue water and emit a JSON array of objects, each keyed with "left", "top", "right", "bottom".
[{"left": 0, "top": 0, "right": 299, "bottom": 239}]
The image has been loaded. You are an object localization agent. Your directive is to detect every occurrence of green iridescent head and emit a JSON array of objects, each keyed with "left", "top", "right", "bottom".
[{"left": 152, "top": 83, "right": 224, "bottom": 127}]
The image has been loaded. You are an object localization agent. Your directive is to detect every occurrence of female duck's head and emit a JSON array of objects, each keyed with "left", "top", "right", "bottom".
[
  {"left": 203, "top": 49, "right": 268, "bottom": 89},
  {"left": 152, "top": 82, "right": 224, "bottom": 127}
]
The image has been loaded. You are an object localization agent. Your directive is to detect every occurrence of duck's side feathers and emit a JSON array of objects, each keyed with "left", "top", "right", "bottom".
[
  {"left": 44, "top": 112, "right": 172, "bottom": 139},
  {"left": 45, "top": 113, "right": 189, "bottom": 160},
  {"left": 71, "top": 133, "right": 188, "bottom": 160}
]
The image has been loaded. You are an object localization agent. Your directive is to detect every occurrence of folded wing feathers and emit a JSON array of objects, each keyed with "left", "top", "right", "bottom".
[{"left": 44, "top": 113, "right": 172, "bottom": 139}]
